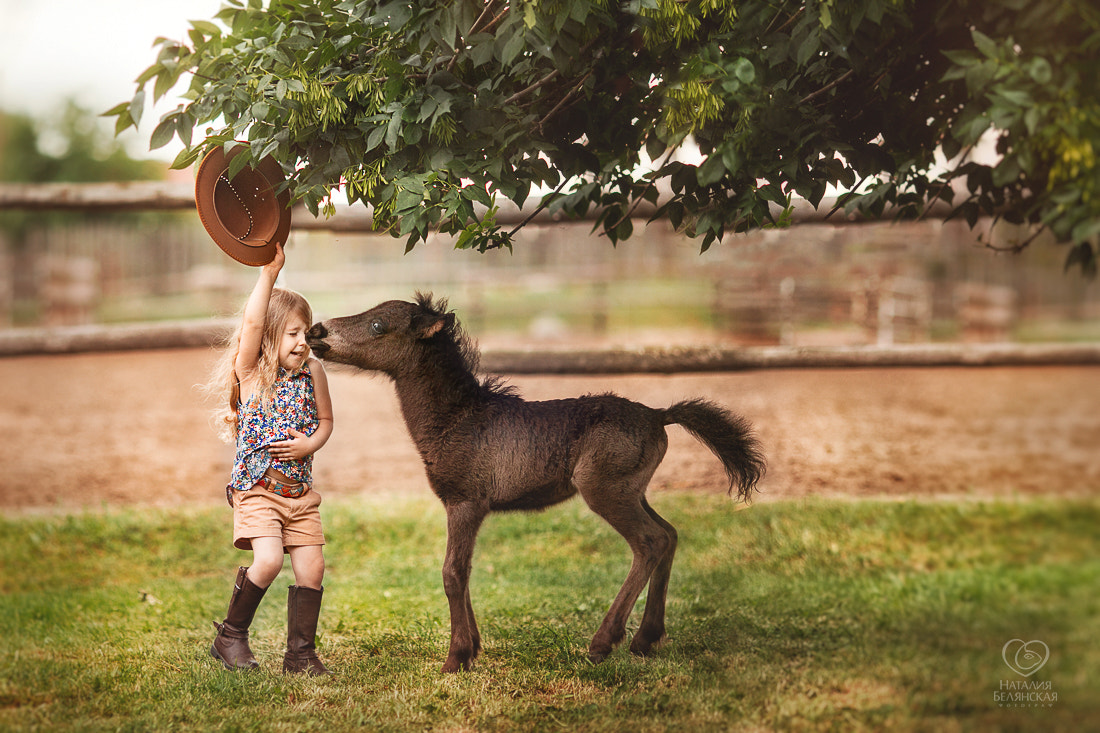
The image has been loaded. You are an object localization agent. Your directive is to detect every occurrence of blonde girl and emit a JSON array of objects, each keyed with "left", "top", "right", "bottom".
[{"left": 208, "top": 243, "right": 334, "bottom": 675}]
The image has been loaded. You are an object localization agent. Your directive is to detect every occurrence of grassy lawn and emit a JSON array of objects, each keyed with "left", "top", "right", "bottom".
[{"left": 1, "top": 494, "right": 1097, "bottom": 732}]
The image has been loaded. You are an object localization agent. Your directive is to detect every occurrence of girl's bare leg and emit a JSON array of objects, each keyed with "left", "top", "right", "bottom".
[
  {"left": 247, "top": 536, "right": 285, "bottom": 588},
  {"left": 287, "top": 544, "right": 325, "bottom": 589}
]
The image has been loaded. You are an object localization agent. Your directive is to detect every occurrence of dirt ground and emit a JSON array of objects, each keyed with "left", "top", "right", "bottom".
[{"left": 2, "top": 347, "right": 1098, "bottom": 512}]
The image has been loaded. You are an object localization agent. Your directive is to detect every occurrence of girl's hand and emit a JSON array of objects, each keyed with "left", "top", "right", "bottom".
[
  {"left": 269, "top": 428, "right": 312, "bottom": 461},
  {"left": 263, "top": 241, "right": 286, "bottom": 275}
]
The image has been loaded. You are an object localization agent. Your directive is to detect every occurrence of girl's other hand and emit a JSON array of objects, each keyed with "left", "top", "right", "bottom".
[{"left": 269, "top": 428, "right": 311, "bottom": 461}]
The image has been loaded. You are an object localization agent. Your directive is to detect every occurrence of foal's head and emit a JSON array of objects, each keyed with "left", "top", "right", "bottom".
[{"left": 307, "top": 292, "right": 475, "bottom": 377}]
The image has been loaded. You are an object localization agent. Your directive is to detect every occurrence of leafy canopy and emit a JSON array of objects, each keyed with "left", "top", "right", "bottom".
[{"left": 108, "top": 0, "right": 1100, "bottom": 272}]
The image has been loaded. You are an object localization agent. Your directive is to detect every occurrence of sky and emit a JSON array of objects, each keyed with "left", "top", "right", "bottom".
[{"left": 0, "top": 0, "right": 222, "bottom": 161}]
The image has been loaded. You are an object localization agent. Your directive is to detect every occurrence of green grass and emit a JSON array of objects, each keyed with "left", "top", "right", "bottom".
[{"left": 2, "top": 495, "right": 1097, "bottom": 732}]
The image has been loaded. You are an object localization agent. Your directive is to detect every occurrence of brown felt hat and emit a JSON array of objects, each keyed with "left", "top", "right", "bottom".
[{"left": 195, "top": 146, "right": 291, "bottom": 266}]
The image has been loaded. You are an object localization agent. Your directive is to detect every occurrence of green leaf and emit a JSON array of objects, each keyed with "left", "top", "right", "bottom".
[
  {"left": 971, "top": 30, "right": 998, "bottom": 59},
  {"left": 365, "top": 124, "right": 385, "bottom": 152},
  {"left": 501, "top": 30, "right": 525, "bottom": 65},
  {"left": 130, "top": 90, "right": 146, "bottom": 127},
  {"left": 378, "top": 0, "right": 413, "bottom": 31},
  {"left": 1063, "top": 241, "right": 1096, "bottom": 276},
  {"left": 697, "top": 156, "right": 725, "bottom": 186},
  {"left": 395, "top": 187, "right": 422, "bottom": 213},
  {"left": 1029, "top": 57, "right": 1053, "bottom": 84},
  {"left": 941, "top": 50, "right": 977, "bottom": 67},
  {"left": 454, "top": 228, "right": 476, "bottom": 250},
  {"left": 468, "top": 36, "right": 495, "bottom": 67},
  {"left": 993, "top": 88, "right": 1032, "bottom": 107},
  {"left": 465, "top": 183, "right": 492, "bottom": 208},
  {"left": 1071, "top": 220, "right": 1100, "bottom": 243},
  {"left": 732, "top": 57, "right": 755, "bottom": 84},
  {"left": 153, "top": 67, "right": 178, "bottom": 101},
  {"left": 101, "top": 102, "right": 131, "bottom": 118},
  {"left": 396, "top": 176, "right": 426, "bottom": 196},
  {"left": 135, "top": 62, "right": 163, "bottom": 86},
  {"left": 150, "top": 117, "right": 177, "bottom": 150},
  {"left": 796, "top": 32, "right": 821, "bottom": 66},
  {"left": 190, "top": 19, "right": 221, "bottom": 37},
  {"left": 992, "top": 157, "right": 1020, "bottom": 187},
  {"left": 758, "top": 183, "right": 787, "bottom": 207},
  {"left": 964, "top": 60, "right": 996, "bottom": 93},
  {"left": 171, "top": 146, "right": 201, "bottom": 170},
  {"left": 224, "top": 149, "right": 249, "bottom": 181},
  {"left": 1023, "top": 107, "right": 1041, "bottom": 135},
  {"left": 440, "top": 6, "right": 457, "bottom": 51},
  {"left": 113, "top": 109, "right": 135, "bottom": 136},
  {"left": 385, "top": 108, "right": 403, "bottom": 149}
]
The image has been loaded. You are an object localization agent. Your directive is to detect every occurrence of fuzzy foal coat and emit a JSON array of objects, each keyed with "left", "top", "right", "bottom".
[{"left": 307, "top": 294, "right": 765, "bottom": 672}]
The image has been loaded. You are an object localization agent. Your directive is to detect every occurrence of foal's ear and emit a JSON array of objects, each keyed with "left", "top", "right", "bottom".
[{"left": 415, "top": 312, "right": 455, "bottom": 339}]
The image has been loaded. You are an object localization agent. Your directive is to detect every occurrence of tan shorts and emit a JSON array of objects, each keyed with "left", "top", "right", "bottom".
[{"left": 231, "top": 484, "right": 325, "bottom": 552}]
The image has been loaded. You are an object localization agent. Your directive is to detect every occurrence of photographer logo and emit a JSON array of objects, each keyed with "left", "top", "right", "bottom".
[
  {"left": 1002, "top": 639, "right": 1049, "bottom": 677},
  {"left": 994, "top": 639, "right": 1056, "bottom": 708}
]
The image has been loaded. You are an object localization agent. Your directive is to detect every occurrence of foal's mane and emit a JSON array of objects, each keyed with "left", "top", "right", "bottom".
[{"left": 415, "top": 291, "right": 517, "bottom": 399}]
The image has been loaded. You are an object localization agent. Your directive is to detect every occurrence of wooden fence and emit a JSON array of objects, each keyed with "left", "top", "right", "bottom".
[{"left": 1, "top": 181, "right": 1096, "bottom": 365}]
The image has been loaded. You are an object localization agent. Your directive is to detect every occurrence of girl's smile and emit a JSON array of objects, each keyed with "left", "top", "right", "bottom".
[{"left": 279, "top": 317, "right": 311, "bottom": 369}]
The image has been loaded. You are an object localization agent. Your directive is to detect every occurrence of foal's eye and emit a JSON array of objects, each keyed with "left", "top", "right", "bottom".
[{"left": 370, "top": 320, "right": 386, "bottom": 335}]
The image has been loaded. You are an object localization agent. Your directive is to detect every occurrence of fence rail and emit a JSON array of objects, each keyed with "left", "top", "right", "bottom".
[
  {"left": 2, "top": 319, "right": 1098, "bottom": 370},
  {"left": 0, "top": 181, "right": 954, "bottom": 227}
]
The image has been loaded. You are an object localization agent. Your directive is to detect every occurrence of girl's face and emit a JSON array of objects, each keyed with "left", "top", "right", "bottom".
[{"left": 278, "top": 315, "right": 311, "bottom": 370}]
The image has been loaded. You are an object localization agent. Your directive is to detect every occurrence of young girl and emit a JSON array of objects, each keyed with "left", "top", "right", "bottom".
[{"left": 208, "top": 243, "right": 334, "bottom": 676}]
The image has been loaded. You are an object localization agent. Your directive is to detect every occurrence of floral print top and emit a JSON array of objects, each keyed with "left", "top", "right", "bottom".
[{"left": 228, "top": 365, "right": 318, "bottom": 492}]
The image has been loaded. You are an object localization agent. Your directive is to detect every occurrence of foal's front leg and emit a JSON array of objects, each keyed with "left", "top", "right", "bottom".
[{"left": 440, "top": 501, "right": 486, "bottom": 673}]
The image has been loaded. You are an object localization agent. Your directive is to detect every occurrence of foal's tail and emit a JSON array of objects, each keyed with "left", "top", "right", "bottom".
[{"left": 662, "top": 399, "right": 766, "bottom": 502}]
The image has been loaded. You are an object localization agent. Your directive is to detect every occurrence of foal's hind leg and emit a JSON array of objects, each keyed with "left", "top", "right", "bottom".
[
  {"left": 629, "top": 498, "right": 677, "bottom": 657},
  {"left": 580, "top": 490, "right": 673, "bottom": 660},
  {"left": 575, "top": 420, "right": 670, "bottom": 663}
]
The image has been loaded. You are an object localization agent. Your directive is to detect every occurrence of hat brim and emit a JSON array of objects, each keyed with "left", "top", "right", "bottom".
[{"left": 195, "top": 146, "right": 292, "bottom": 267}]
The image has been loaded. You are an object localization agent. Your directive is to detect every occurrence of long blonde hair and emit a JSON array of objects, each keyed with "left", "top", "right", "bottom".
[{"left": 207, "top": 288, "right": 313, "bottom": 443}]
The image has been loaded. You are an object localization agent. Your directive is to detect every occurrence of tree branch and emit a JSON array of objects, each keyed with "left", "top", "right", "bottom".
[
  {"left": 799, "top": 69, "right": 855, "bottom": 105},
  {"left": 979, "top": 218, "right": 1045, "bottom": 253},
  {"left": 468, "top": 1, "right": 498, "bottom": 36},
  {"left": 449, "top": 1, "right": 499, "bottom": 73},
  {"left": 822, "top": 174, "right": 870, "bottom": 221},
  {"left": 917, "top": 144, "right": 974, "bottom": 221},
  {"left": 537, "top": 69, "right": 594, "bottom": 130},
  {"left": 506, "top": 177, "right": 570, "bottom": 237},
  {"left": 504, "top": 69, "right": 562, "bottom": 105},
  {"left": 483, "top": 6, "right": 510, "bottom": 34},
  {"left": 505, "top": 36, "right": 604, "bottom": 107},
  {"left": 601, "top": 147, "right": 679, "bottom": 233}
]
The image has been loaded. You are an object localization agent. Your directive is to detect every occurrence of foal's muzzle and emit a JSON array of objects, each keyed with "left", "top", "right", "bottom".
[{"left": 306, "top": 323, "right": 330, "bottom": 356}]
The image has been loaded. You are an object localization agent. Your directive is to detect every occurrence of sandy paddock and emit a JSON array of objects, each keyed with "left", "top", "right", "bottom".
[{"left": 3, "top": 347, "right": 1097, "bottom": 513}]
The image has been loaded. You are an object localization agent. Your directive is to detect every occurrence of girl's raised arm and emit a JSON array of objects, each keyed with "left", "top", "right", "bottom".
[{"left": 234, "top": 243, "right": 285, "bottom": 379}]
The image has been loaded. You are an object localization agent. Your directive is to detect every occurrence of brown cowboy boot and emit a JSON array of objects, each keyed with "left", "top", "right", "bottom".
[
  {"left": 283, "top": 585, "right": 331, "bottom": 675},
  {"left": 211, "top": 567, "right": 267, "bottom": 670}
]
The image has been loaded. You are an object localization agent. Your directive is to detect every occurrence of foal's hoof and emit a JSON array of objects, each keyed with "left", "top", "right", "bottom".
[
  {"left": 629, "top": 632, "right": 668, "bottom": 657},
  {"left": 441, "top": 657, "right": 472, "bottom": 674},
  {"left": 587, "top": 647, "right": 611, "bottom": 665}
]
